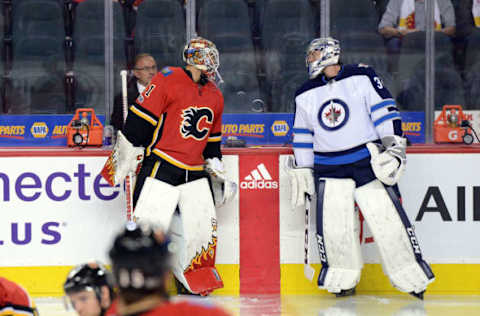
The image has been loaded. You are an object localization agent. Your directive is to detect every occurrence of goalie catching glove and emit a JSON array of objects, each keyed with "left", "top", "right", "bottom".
[
  {"left": 204, "top": 157, "right": 237, "bottom": 207},
  {"left": 366, "top": 135, "right": 407, "bottom": 186},
  {"left": 101, "top": 131, "right": 144, "bottom": 186},
  {"left": 286, "top": 156, "right": 315, "bottom": 209}
]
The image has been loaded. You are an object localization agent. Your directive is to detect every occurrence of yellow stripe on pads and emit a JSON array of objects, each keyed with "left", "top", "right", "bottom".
[
  {"left": 0, "top": 264, "right": 240, "bottom": 297},
  {"left": 281, "top": 264, "right": 480, "bottom": 295}
]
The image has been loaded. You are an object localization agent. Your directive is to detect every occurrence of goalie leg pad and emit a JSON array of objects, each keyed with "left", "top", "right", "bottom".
[
  {"left": 170, "top": 178, "right": 223, "bottom": 294},
  {"left": 355, "top": 180, "right": 435, "bottom": 294},
  {"left": 134, "top": 177, "right": 180, "bottom": 231},
  {"left": 316, "top": 178, "right": 363, "bottom": 293}
]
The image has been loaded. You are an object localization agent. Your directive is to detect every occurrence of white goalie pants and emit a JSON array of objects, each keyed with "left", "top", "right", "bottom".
[{"left": 315, "top": 178, "right": 435, "bottom": 294}]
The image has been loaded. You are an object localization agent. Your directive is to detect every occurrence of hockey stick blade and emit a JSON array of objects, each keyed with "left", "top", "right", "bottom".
[{"left": 304, "top": 263, "right": 315, "bottom": 281}]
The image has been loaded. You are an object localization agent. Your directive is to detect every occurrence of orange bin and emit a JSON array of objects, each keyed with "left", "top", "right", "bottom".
[
  {"left": 433, "top": 105, "right": 471, "bottom": 143},
  {"left": 66, "top": 108, "right": 104, "bottom": 147}
]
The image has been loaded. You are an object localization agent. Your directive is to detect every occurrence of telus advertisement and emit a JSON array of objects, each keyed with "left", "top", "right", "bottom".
[{"left": 0, "top": 157, "right": 125, "bottom": 266}]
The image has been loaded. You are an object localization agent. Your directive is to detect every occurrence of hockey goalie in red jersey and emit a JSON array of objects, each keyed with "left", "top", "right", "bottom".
[
  {"left": 101, "top": 37, "right": 237, "bottom": 295},
  {"left": 0, "top": 277, "right": 38, "bottom": 316}
]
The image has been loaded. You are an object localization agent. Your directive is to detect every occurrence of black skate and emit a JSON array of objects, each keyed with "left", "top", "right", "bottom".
[
  {"left": 174, "top": 278, "right": 201, "bottom": 296},
  {"left": 409, "top": 290, "right": 425, "bottom": 300},
  {"left": 335, "top": 287, "right": 356, "bottom": 298}
]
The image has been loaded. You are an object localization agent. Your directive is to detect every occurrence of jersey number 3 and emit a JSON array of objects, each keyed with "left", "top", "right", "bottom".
[{"left": 373, "top": 76, "right": 383, "bottom": 89}]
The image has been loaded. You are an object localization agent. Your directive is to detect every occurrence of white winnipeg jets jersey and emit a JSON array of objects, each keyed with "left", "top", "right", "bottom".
[{"left": 293, "top": 64, "right": 402, "bottom": 167}]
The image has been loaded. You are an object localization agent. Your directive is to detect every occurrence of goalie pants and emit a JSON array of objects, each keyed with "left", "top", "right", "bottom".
[{"left": 133, "top": 155, "right": 213, "bottom": 207}]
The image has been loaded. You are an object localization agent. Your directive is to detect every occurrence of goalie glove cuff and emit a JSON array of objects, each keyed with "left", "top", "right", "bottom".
[
  {"left": 367, "top": 136, "right": 407, "bottom": 186},
  {"left": 101, "top": 131, "right": 144, "bottom": 186},
  {"left": 285, "top": 157, "right": 315, "bottom": 209}
]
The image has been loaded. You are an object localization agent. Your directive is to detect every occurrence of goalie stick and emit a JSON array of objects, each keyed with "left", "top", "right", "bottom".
[
  {"left": 304, "top": 193, "right": 315, "bottom": 281},
  {"left": 120, "top": 70, "right": 135, "bottom": 224},
  {"left": 285, "top": 156, "right": 315, "bottom": 281}
]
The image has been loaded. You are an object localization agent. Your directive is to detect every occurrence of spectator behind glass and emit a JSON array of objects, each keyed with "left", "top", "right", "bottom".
[
  {"left": 111, "top": 53, "right": 157, "bottom": 131},
  {"left": 456, "top": 0, "right": 480, "bottom": 38},
  {"left": 378, "top": 0, "right": 456, "bottom": 72}
]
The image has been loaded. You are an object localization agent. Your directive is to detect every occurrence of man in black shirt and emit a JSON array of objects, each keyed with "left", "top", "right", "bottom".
[{"left": 111, "top": 53, "right": 157, "bottom": 130}]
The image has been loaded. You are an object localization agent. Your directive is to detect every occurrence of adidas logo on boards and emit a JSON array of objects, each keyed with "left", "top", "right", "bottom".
[{"left": 240, "top": 163, "right": 278, "bottom": 189}]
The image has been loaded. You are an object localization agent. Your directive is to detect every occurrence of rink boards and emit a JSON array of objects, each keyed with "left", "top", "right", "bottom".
[{"left": 0, "top": 146, "right": 479, "bottom": 296}]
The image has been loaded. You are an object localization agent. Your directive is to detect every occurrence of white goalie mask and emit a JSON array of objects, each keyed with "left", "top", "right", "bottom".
[
  {"left": 305, "top": 37, "right": 340, "bottom": 79},
  {"left": 183, "top": 37, "right": 221, "bottom": 81}
]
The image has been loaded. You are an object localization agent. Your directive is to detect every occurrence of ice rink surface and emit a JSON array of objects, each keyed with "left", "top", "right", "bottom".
[{"left": 36, "top": 294, "right": 480, "bottom": 316}]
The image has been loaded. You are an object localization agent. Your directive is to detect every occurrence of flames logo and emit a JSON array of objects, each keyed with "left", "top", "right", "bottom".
[
  {"left": 180, "top": 106, "right": 214, "bottom": 140},
  {"left": 185, "top": 218, "right": 218, "bottom": 272},
  {"left": 184, "top": 236, "right": 217, "bottom": 273}
]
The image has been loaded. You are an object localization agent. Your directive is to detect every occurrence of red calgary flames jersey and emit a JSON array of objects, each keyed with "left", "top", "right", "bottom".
[
  {"left": 132, "top": 67, "right": 223, "bottom": 170},
  {"left": 0, "top": 278, "right": 37, "bottom": 316},
  {"left": 106, "top": 299, "right": 231, "bottom": 316}
]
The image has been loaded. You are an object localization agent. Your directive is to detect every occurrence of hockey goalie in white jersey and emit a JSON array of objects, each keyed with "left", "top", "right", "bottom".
[{"left": 289, "top": 37, "right": 434, "bottom": 299}]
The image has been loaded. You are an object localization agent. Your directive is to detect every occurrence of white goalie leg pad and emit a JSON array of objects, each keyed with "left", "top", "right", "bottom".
[
  {"left": 316, "top": 178, "right": 363, "bottom": 293},
  {"left": 355, "top": 180, "right": 435, "bottom": 294},
  {"left": 134, "top": 177, "right": 179, "bottom": 231},
  {"left": 168, "top": 212, "right": 191, "bottom": 290},
  {"left": 170, "top": 178, "right": 223, "bottom": 294}
]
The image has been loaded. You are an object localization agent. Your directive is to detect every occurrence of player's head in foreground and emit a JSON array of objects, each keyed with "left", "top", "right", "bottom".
[
  {"left": 63, "top": 262, "right": 114, "bottom": 316},
  {"left": 108, "top": 223, "right": 172, "bottom": 313},
  {"left": 0, "top": 277, "right": 39, "bottom": 316},
  {"left": 183, "top": 36, "right": 222, "bottom": 84},
  {"left": 305, "top": 37, "right": 341, "bottom": 79}
]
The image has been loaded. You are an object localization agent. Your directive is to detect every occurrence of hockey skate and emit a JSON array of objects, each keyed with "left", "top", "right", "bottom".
[
  {"left": 335, "top": 287, "right": 356, "bottom": 298},
  {"left": 409, "top": 290, "right": 425, "bottom": 300},
  {"left": 174, "top": 278, "right": 201, "bottom": 296}
]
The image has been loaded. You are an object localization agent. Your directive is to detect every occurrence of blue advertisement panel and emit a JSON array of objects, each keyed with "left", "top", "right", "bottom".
[
  {"left": 400, "top": 112, "right": 425, "bottom": 144},
  {"left": 222, "top": 113, "right": 293, "bottom": 146},
  {"left": 222, "top": 112, "right": 425, "bottom": 146},
  {"left": 0, "top": 115, "right": 105, "bottom": 147},
  {"left": 0, "top": 112, "right": 423, "bottom": 147}
]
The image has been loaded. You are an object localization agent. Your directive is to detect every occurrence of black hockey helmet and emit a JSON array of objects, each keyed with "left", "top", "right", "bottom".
[
  {"left": 108, "top": 223, "right": 172, "bottom": 292},
  {"left": 63, "top": 262, "right": 114, "bottom": 298}
]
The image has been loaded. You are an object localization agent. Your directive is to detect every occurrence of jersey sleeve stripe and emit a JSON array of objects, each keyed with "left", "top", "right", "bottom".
[
  {"left": 207, "top": 135, "right": 222, "bottom": 142},
  {"left": 373, "top": 112, "right": 401, "bottom": 127},
  {"left": 292, "top": 128, "right": 313, "bottom": 134},
  {"left": 293, "top": 142, "right": 314, "bottom": 148},
  {"left": 130, "top": 105, "right": 158, "bottom": 126},
  {"left": 371, "top": 99, "right": 396, "bottom": 112},
  {"left": 0, "top": 306, "right": 36, "bottom": 316},
  {"left": 146, "top": 113, "right": 165, "bottom": 156}
]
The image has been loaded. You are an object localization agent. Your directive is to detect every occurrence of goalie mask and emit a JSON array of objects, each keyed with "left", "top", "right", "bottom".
[
  {"left": 305, "top": 37, "right": 340, "bottom": 79},
  {"left": 183, "top": 37, "right": 221, "bottom": 81}
]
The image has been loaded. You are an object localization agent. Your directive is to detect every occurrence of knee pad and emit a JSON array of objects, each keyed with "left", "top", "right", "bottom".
[
  {"left": 316, "top": 178, "right": 363, "bottom": 293},
  {"left": 355, "top": 180, "right": 435, "bottom": 293}
]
